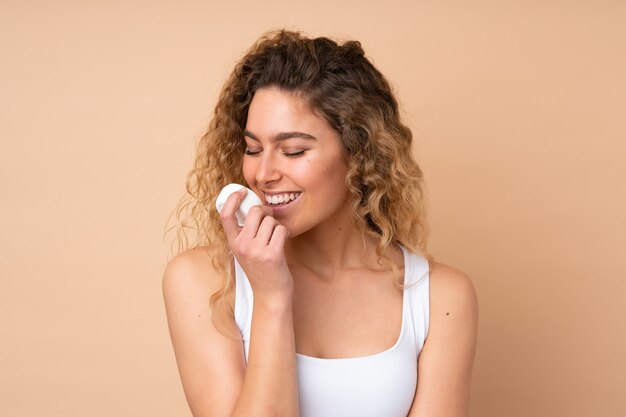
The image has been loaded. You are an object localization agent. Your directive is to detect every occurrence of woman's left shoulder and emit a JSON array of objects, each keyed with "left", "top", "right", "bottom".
[{"left": 428, "top": 261, "right": 479, "bottom": 320}]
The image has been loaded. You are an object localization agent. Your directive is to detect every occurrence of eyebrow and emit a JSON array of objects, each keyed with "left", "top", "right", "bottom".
[{"left": 243, "top": 130, "right": 317, "bottom": 142}]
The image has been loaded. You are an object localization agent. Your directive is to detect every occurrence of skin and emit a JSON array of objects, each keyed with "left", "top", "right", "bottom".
[{"left": 162, "top": 87, "right": 479, "bottom": 417}]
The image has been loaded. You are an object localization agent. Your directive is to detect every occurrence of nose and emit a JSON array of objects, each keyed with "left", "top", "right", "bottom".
[{"left": 255, "top": 151, "right": 281, "bottom": 185}]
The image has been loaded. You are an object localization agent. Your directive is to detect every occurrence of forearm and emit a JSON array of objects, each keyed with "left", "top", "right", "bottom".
[{"left": 231, "top": 296, "right": 299, "bottom": 417}]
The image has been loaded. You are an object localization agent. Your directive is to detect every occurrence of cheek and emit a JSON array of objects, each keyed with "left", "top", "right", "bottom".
[
  {"left": 241, "top": 159, "right": 255, "bottom": 184},
  {"left": 323, "top": 154, "right": 349, "bottom": 181},
  {"left": 291, "top": 158, "right": 339, "bottom": 187},
  {"left": 305, "top": 157, "right": 349, "bottom": 194},
  {"left": 289, "top": 158, "right": 313, "bottom": 181}
]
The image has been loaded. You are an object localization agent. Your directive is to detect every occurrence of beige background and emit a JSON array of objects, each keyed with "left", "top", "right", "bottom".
[{"left": 1, "top": 1, "right": 625, "bottom": 416}]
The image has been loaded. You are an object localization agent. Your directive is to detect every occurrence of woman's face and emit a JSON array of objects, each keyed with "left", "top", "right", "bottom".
[{"left": 242, "top": 87, "right": 351, "bottom": 237}]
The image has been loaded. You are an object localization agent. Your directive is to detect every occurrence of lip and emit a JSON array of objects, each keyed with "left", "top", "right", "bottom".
[
  {"left": 261, "top": 190, "right": 302, "bottom": 204},
  {"left": 264, "top": 192, "right": 302, "bottom": 214},
  {"left": 261, "top": 190, "right": 301, "bottom": 196}
]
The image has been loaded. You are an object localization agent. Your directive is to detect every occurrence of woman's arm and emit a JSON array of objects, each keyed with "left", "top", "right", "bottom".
[
  {"left": 163, "top": 190, "right": 299, "bottom": 417},
  {"left": 163, "top": 249, "right": 299, "bottom": 417},
  {"left": 163, "top": 249, "right": 245, "bottom": 417},
  {"left": 408, "top": 262, "right": 479, "bottom": 417}
]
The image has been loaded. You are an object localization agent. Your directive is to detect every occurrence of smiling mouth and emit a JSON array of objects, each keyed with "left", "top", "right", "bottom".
[{"left": 264, "top": 192, "right": 302, "bottom": 207}]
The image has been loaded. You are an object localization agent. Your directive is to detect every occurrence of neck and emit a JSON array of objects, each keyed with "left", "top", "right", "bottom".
[{"left": 284, "top": 210, "right": 400, "bottom": 279}]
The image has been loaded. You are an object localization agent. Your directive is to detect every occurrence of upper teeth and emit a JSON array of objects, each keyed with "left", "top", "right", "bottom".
[{"left": 265, "top": 192, "right": 301, "bottom": 205}]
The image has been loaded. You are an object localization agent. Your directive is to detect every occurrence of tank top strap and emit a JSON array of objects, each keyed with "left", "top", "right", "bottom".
[
  {"left": 399, "top": 245, "right": 431, "bottom": 354},
  {"left": 233, "top": 257, "right": 253, "bottom": 362}
]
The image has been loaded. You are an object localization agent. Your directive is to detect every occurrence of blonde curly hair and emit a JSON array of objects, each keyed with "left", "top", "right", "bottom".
[{"left": 165, "top": 29, "right": 432, "bottom": 323}]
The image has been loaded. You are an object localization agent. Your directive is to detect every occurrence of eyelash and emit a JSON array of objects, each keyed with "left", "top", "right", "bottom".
[{"left": 244, "top": 150, "right": 306, "bottom": 158}]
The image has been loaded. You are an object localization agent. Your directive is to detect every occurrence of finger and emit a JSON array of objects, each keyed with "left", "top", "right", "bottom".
[
  {"left": 268, "top": 224, "right": 290, "bottom": 249},
  {"left": 219, "top": 188, "right": 248, "bottom": 241},
  {"left": 239, "top": 204, "right": 273, "bottom": 241},
  {"left": 254, "top": 216, "right": 279, "bottom": 245}
]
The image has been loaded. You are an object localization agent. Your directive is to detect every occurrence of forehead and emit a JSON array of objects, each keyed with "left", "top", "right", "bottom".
[{"left": 245, "top": 88, "right": 324, "bottom": 132}]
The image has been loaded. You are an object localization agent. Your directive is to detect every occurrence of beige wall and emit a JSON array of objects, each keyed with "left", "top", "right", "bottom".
[{"left": 1, "top": 1, "right": 624, "bottom": 416}]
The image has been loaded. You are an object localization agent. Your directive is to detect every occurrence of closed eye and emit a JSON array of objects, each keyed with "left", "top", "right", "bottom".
[
  {"left": 283, "top": 150, "right": 306, "bottom": 157},
  {"left": 244, "top": 149, "right": 308, "bottom": 157}
]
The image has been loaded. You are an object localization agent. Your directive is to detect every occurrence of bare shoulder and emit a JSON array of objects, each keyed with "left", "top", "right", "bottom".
[
  {"left": 162, "top": 245, "right": 237, "bottom": 329},
  {"left": 407, "top": 261, "right": 478, "bottom": 416},
  {"left": 428, "top": 261, "right": 478, "bottom": 320},
  {"left": 162, "top": 246, "right": 245, "bottom": 417},
  {"left": 163, "top": 246, "right": 221, "bottom": 291}
]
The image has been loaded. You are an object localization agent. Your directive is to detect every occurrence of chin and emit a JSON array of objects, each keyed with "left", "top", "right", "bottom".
[
  {"left": 283, "top": 224, "right": 299, "bottom": 240},
  {"left": 280, "top": 221, "right": 310, "bottom": 240}
]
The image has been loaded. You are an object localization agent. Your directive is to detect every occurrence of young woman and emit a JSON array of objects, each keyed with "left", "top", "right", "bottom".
[{"left": 163, "top": 30, "right": 478, "bottom": 417}]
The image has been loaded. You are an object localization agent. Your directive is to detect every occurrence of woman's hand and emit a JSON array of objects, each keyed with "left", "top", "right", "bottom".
[{"left": 219, "top": 188, "right": 294, "bottom": 302}]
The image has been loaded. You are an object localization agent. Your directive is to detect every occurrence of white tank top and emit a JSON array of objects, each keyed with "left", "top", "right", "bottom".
[{"left": 233, "top": 245, "right": 430, "bottom": 417}]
